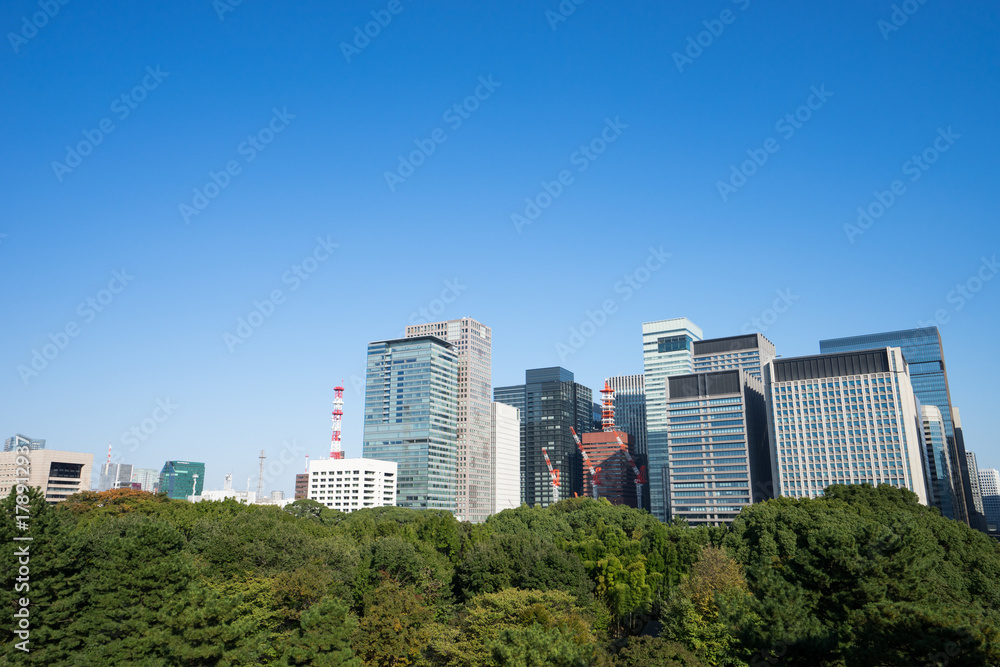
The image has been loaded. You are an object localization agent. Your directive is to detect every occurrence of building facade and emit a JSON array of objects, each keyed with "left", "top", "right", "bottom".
[
  {"left": 491, "top": 402, "right": 520, "bottom": 514},
  {"left": 98, "top": 462, "right": 134, "bottom": 492},
  {"left": 765, "top": 347, "right": 928, "bottom": 504},
  {"left": 605, "top": 374, "right": 647, "bottom": 455},
  {"left": 294, "top": 472, "right": 309, "bottom": 500},
  {"left": 362, "top": 336, "right": 458, "bottom": 512},
  {"left": 920, "top": 405, "right": 959, "bottom": 520},
  {"left": 966, "top": 449, "right": 985, "bottom": 518},
  {"left": 643, "top": 317, "right": 704, "bottom": 522},
  {"left": 405, "top": 318, "right": 492, "bottom": 523},
  {"left": 307, "top": 457, "right": 397, "bottom": 512},
  {"left": 130, "top": 467, "right": 160, "bottom": 492},
  {"left": 0, "top": 448, "right": 93, "bottom": 503},
  {"left": 820, "top": 328, "right": 971, "bottom": 524},
  {"left": 4, "top": 435, "right": 45, "bottom": 452},
  {"left": 663, "top": 369, "right": 771, "bottom": 525},
  {"left": 979, "top": 468, "right": 1000, "bottom": 533},
  {"left": 580, "top": 430, "right": 640, "bottom": 508},
  {"left": 159, "top": 461, "right": 206, "bottom": 500},
  {"left": 693, "top": 333, "right": 776, "bottom": 379}
]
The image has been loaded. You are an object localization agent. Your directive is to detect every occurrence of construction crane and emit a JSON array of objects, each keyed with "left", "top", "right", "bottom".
[
  {"left": 614, "top": 432, "right": 647, "bottom": 511},
  {"left": 569, "top": 427, "right": 601, "bottom": 500},
  {"left": 542, "top": 447, "right": 560, "bottom": 504}
]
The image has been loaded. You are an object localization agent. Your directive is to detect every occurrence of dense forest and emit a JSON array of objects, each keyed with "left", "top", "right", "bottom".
[{"left": 2, "top": 483, "right": 999, "bottom": 666}]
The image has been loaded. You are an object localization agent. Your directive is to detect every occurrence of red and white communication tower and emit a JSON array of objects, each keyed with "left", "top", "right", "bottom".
[
  {"left": 330, "top": 385, "right": 345, "bottom": 459},
  {"left": 601, "top": 381, "right": 615, "bottom": 431}
]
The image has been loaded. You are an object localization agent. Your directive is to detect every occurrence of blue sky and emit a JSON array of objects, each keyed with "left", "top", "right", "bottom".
[{"left": 2, "top": 0, "right": 998, "bottom": 493}]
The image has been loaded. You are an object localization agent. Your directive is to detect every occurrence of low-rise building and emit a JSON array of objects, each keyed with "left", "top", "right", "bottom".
[
  {"left": 307, "top": 457, "right": 397, "bottom": 512},
  {"left": 0, "top": 448, "right": 93, "bottom": 503}
]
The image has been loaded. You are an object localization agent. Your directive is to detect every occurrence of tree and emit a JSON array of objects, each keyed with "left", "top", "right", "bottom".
[
  {"left": 280, "top": 596, "right": 361, "bottom": 666},
  {"left": 353, "top": 579, "right": 438, "bottom": 667}
]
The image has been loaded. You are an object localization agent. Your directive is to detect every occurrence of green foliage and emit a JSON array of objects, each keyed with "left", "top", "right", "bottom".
[{"left": 615, "top": 636, "right": 707, "bottom": 667}]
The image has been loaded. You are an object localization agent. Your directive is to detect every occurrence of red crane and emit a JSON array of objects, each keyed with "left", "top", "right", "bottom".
[
  {"left": 614, "top": 432, "right": 647, "bottom": 511},
  {"left": 542, "top": 448, "right": 560, "bottom": 503},
  {"left": 569, "top": 427, "right": 601, "bottom": 500}
]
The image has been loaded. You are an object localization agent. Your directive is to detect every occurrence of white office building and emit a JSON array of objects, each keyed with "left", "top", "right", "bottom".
[
  {"left": 98, "top": 462, "right": 134, "bottom": 491},
  {"left": 491, "top": 402, "right": 520, "bottom": 514},
  {"left": 978, "top": 468, "right": 1000, "bottom": 532},
  {"left": 307, "top": 457, "right": 397, "bottom": 512}
]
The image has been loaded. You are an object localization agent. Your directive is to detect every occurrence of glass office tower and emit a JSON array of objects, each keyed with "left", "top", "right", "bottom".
[
  {"left": 159, "top": 461, "right": 205, "bottom": 499},
  {"left": 643, "top": 318, "right": 704, "bottom": 522},
  {"left": 921, "top": 405, "right": 958, "bottom": 519},
  {"left": 606, "top": 375, "right": 647, "bottom": 455},
  {"left": 362, "top": 336, "right": 459, "bottom": 513},
  {"left": 820, "top": 327, "right": 971, "bottom": 524}
]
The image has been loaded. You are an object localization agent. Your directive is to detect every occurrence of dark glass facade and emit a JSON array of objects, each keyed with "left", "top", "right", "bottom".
[{"left": 159, "top": 461, "right": 206, "bottom": 499}]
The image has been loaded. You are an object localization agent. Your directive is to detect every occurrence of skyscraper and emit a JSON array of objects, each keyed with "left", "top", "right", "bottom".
[
  {"left": 764, "top": 347, "right": 928, "bottom": 504},
  {"left": 494, "top": 367, "right": 593, "bottom": 507},
  {"left": 693, "top": 333, "right": 776, "bottom": 379},
  {"left": 605, "top": 374, "right": 647, "bottom": 455},
  {"left": 98, "top": 462, "right": 134, "bottom": 492},
  {"left": 405, "top": 318, "right": 492, "bottom": 522},
  {"left": 966, "top": 449, "right": 985, "bottom": 518},
  {"left": 643, "top": 317, "right": 704, "bottom": 523},
  {"left": 978, "top": 468, "right": 1000, "bottom": 533},
  {"left": 362, "top": 336, "right": 459, "bottom": 513},
  {"left": 664, "top": 369, "right": 771, "bottom": 525},
  {"left": 491, "top": 402, "right": 520, "bottom": 514},
  {"left": 158, "top": 461, "right": 205, "bottom": 499},
  {"left": 819, "top": 328, "right": 972, "bottom": 524},
  {"left": 130, "top": 467, "right": 160, "bottom": 492},
  {"left": 920, "top": 405, "right": 958, "bottom": 520},
  {"left": 4, "top": 434, "right": 45, "bottom": 452}
]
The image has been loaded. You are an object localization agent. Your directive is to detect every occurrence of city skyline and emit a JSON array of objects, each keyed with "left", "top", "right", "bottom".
[{"left": 3, "top": 2, "right": 998, "bottom": 495}]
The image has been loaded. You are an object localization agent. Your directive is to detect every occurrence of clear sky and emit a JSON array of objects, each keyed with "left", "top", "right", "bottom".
[{"left": 2, "top": 0, "right": 998, "bottom": 494}]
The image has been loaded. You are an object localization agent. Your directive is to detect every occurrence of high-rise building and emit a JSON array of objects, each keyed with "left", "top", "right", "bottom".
[
  {"left": 4, "top": 435, "right": 45, "bottom": 452},
  {"left": 580, "top": 430, "right": 640, "bottom": 508},
  {"left": 98, "top": 462, "right": 134, "bottom": 492},
  {"left": 664, "top": 369, "right": 771, "bottom": 525},
  {"left": 307, "top": 458, "right": 397, "bottom": 512},
  {"left": 130, "top": 467, "right": 160, "bottom": 492},
  {"left": 693, "top": 333, "right": 776, "bottom": 379},
  {"left": 978, "top": 468, "right": 1000, "bottom": 533},
  {"left": 643, "top": 317, "right": 704, "bottom": 523},
  {"left": 920, "top": 405, "right": 959, "bottom": 520},
  {"left": 820, "top": 328, "right": 971, "bottom": 524},
  {"left": 966, "top": 449, "right": 985, "bottom": 518},
  {"left": 954, "top": 408, "right": 988, "bottom": 531},
  {"left": 158, "top": 461, "right": 205, "bottom": 500},
  {"left": 494, "top": 367, "right": 593, "bottom": 507},
  {"left": 362, "top": 336, "right": 458, "bottom": 513},
  {"left": 605, "top": 375, "right": 647, "bottom": 455},
  {"left": 405, "top": 318, "right": 492, "bottom": 523},
  {"left": 764, "top": 347, "right": 928, "bottom": 504},
  {"left": 0, "top": 448, "right": 93, "bottom": 503},
  {"left": 491, "top": 402, "right": 520, "bottom": 514}
]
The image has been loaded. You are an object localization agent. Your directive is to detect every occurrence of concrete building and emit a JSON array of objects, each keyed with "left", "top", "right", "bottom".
[
  {"left": 130, "top": 467, "right": 160, "bottom": 492},
  {"left": 159, "top": 461, "right": 205, "bottom": 500},
  {"left": 580, "top": 430, "right": 640, "bottom": 508},
  {"left": 920, "top": 405, "right": 959, "bottom": 519},
  {"left": 820, "top": 328, "right": 972, "bottom": 525},
  {"left": 605, "top": 375, "right": 647, "bottom": 455},
  {"left": 363, "top": 336, "right": 458, "bottom": 512},
  {"left": 98, "top": 462, "right": 134, "bottom": 492},
  {"left": 307, "top": 457, "right": 397, "bottom": 512},
  {"left": 693, "top": 333, "right": 776, "bottom": 380},
  {"left": 979, "top": 468, "right": 1000, "bottom": 533},
  {"left": 491, "top": 402, "right": 520, "bottom": 514},
  {"left": 664, "top": 369, "right": 771, "bottom": 525},
  {"left": 967, "top": 449, "right": 985, "bottom": 518},
  {"left": 494, "top": 367, "right": 593, "bottom": 507},
  {"left": 643, "top": 317, "right": 704, "bottom": 523},
  {"left": 0, "top": 448, "right": 93, "bottom": 503},
  {"left": 765, "top": 347, "right": 928, "bottom": 504},
  {"left": 4, "top": 435, "right": 45, "bottom": 452},
  {"left": 405, "top": 318, "right": 492, "bottom": 523}
]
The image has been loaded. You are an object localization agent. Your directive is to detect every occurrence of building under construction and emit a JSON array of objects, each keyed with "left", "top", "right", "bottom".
[{"left": 576, "top": 382, "right": 648, "bottom": 509}]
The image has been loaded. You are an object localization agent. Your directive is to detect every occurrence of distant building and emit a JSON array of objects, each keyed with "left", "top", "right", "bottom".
[
  {"left": 605, "top": 375, "right": 647, "bottom": 455},
  {"left": 0, "top": 448, "right": 93, "bottom": 503},
  {"left": 362, "top": 335, "right": 458, "bottom": 512},
  {"left": 967, "top": 449, "right": 985, "bottom": 517},
  {"left": 307, "top": 457, "right": 397, "bottom": 512},
  {"left": 4, "top": 435, "right": 45, "bottom": 452},
  {"left": 294, "top": 473, "right": 309, "bottom": 500},
  {"left": 955, "top": 408, "right": 988, "bottom": 531},
  {"left": 491, "top": 402, "right": 520, "bottom": 514},
  {"left": 580, "top": 430, "right": 640, "bottom": 508},
  {"left": 405, "top": 318, "right": 493, "bottom": 523},
  {"left": 693, "top": 333, "right": 776, "bottom": 380},
  {"left": 920, "top": 405, "right": 959, "bottom": 520},
  {"left": 98, "top": 462, "right": 133, "bottom": 492},
  {"left": 270, "top": 490, "right": 285, "bottom": 501},
  {"left": 159, "top": 461, "right": 205, "bottom": 500},
  {"left": 765, "top": 347, "right": 928, "bottom": 504},
  {"left": 130, "top": 467, "right": 160, "bottom": 492},
  {"left": 979, "top": 468, "right": 1000, "bottom": 534}
]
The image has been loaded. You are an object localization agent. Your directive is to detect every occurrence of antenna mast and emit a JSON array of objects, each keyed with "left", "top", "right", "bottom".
[
  {"left": 331, "top": 384, "right": 345, "bottom": 459},
  {"left": 256, "top": 450, "right": 266, "bottom": 498}
]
